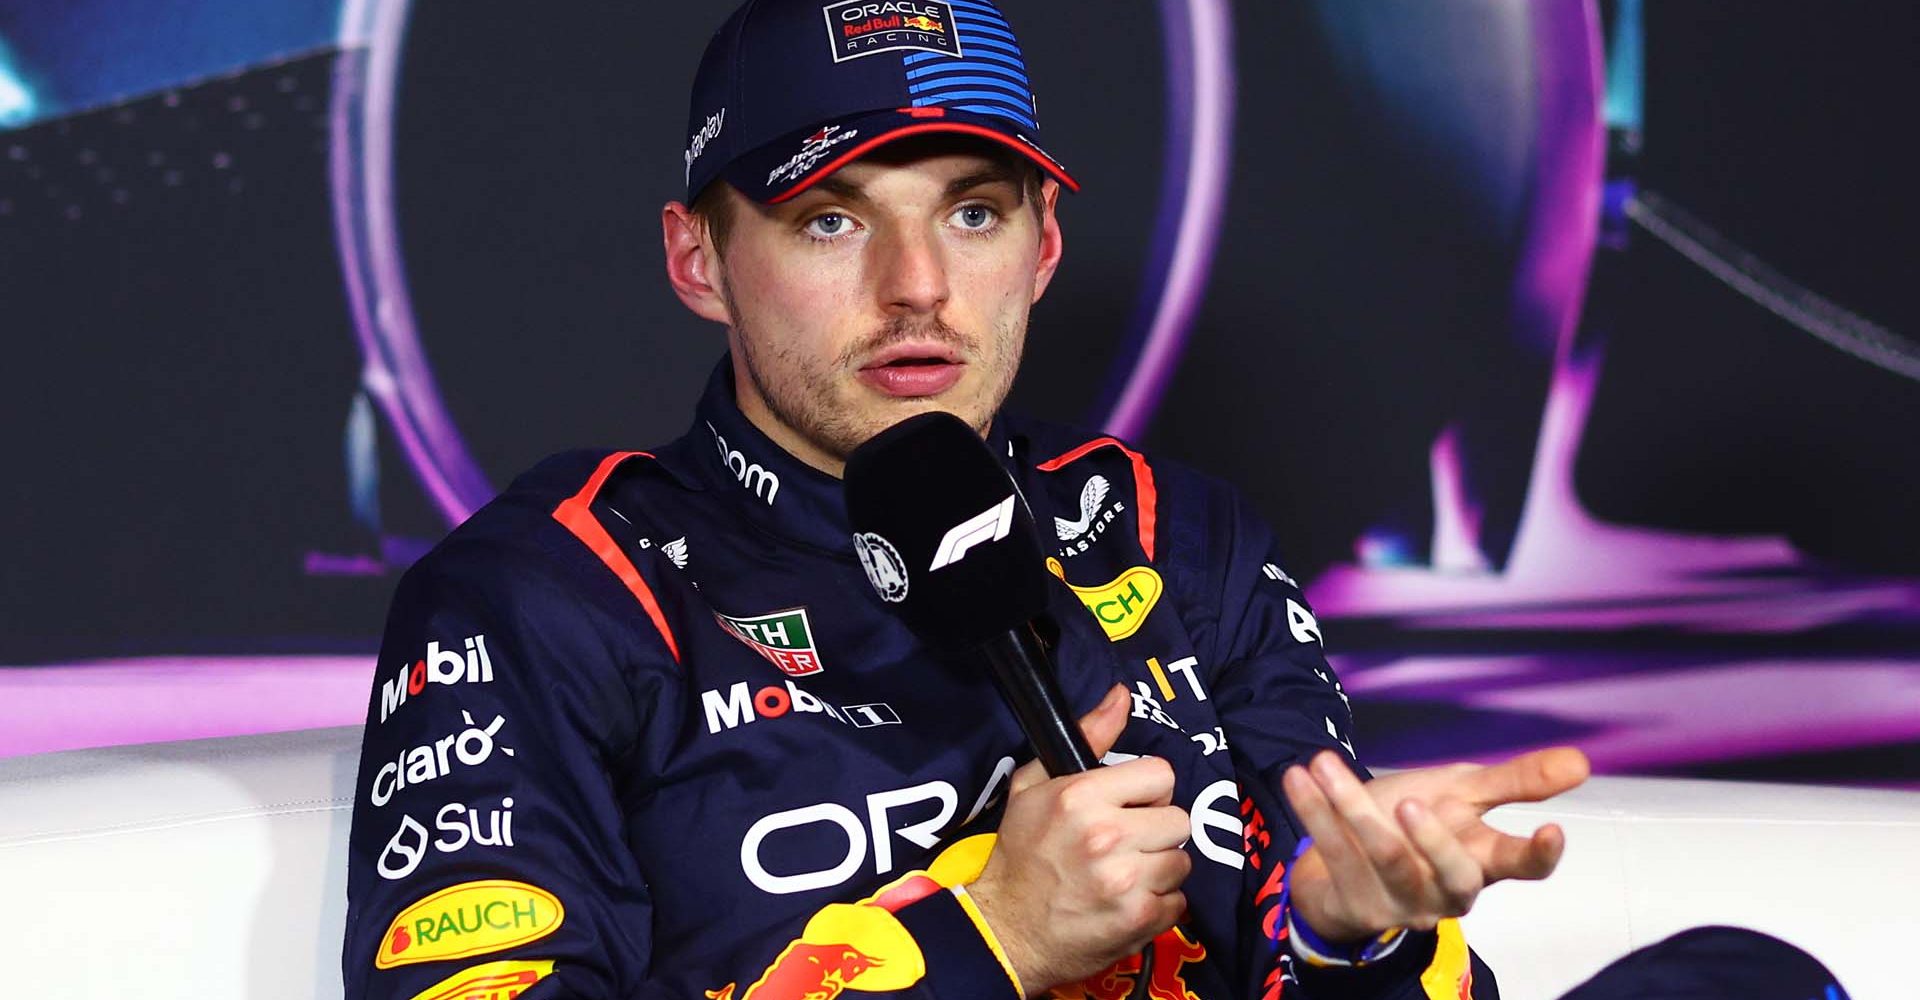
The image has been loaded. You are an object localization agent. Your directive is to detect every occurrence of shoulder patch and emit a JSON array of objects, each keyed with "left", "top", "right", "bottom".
[{"left": 1035, "top": 437, "right": 1159, "bottom": 562}]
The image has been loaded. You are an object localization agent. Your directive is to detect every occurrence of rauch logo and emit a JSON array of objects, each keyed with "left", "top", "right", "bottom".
[
  {"left": 375, "top": 879, "right": 564, "bottom": 969},
  {"left": 1046, "top": 559, "right": 1163, "bottom": 642}
]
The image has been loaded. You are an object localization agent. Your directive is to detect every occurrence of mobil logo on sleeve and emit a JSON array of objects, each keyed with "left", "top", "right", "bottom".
[{"left": 379, "top": 633, "right": 497, "bottom": 724}]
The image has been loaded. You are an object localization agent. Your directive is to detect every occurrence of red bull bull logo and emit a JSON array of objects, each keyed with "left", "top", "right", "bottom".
[
  {"left": 707, "top": 878, "right": 940, "bottom": 1000},
  {"left": 707, "top": 942, "right": 882, "bottom": 1000},
  {"left": 1049, "top": 926, "right": 1207, "bottom": 1000},
  {"left": 903, "top": 16, "right": 944, "bottom": 32}
]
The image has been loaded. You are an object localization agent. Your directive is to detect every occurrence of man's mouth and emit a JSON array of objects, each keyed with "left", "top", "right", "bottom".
[{"left": 858, "top": 345, "right": 966, "bottom": 397}]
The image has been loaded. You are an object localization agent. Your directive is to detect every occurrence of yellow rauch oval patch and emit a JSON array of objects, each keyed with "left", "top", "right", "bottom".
[
  {"left": 376, "top": 880, "right": 565, "bottom": 970},
  {"left": 406, "top": 958, "right": 554, "bottom": 1000},
  {"left": 1047, "top": 559, "right": 1163, "bottom": 641}
]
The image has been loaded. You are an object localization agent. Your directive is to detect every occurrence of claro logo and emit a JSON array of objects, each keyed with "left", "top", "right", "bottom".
[
  {"left": 369, "top": 711, "right": 514, "bottom": 807},
  {"left": 709, "top": 422, "right": 781, "bottom": 505}
]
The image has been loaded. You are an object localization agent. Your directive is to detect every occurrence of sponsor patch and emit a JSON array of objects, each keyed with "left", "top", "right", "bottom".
[
  {"left": 377, "top": 797, "right": 518, "bottom": 881},
  {"left": 369, "top": 710, "right": 515, "bottom": 808},
  {"left": 710, "top": 422, "right": 782, "bottom": 505},
  {"left": 1054, "top": 475, "right": 1112, "bottom": 542},
  {"left": 379, "top": 634, "right": 496, "bottom": 725},
  {"left": 406, "top": 959, "right": 554, "bottom": 1000},
  {"left": 1054, "top": 474, "right": 1127, "bottom": 560},
  {"left": 1047, "top": 558, "right": 1163, "bottom": 641},
  {"left": 702, "top": 679, "right": 900, "bottom": 734},
  {"left": 376, "top": 880, "right": 564, "bottom": 969},
  {"left": 638, "top": 535, "right": 690, "bottom": 569},
  {"left": 853, "top": 532, "right": 909, "bottom": 603},
  {"left": 716, "top": 607, "right": 826, "bottom": 676},
  {"left": 765, "top": 125, "right": 862, "bottom": 187},
  {"left": 685, "top": 109, "right": 726, "bottom": 184},
  {"left": 822, "top": 0, "right": 962, "bottom": 63}
]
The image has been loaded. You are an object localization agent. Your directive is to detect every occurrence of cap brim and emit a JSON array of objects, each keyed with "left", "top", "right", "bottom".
[{"left": 722, "top": 107, "right": 1079, "bottom": 204}]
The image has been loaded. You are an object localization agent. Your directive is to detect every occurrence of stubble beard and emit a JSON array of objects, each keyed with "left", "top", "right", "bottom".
[{"left": 726, "top": 289, "right": 1026, "bottom": 464}]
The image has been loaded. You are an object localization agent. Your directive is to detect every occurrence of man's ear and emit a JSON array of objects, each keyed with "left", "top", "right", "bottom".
[
  {"left": 1030, "top": 178, "right": 1065, "bottom": 304},
  {"left": 662, "top": 201, "right": 732, "bottom": 325}
]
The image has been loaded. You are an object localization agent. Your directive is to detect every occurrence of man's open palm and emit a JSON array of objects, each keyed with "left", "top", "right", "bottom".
[{"left": 1282, "top": 747, "right": 1592, "bottom": 943}]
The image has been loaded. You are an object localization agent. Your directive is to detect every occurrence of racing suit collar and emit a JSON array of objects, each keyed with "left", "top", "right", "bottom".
[{"left": 681, "top": 357, "right": 1017, "bottom": 555}]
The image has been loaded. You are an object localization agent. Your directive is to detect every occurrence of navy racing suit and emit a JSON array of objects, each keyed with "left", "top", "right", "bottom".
[{"left": 342, "top": 360, "right": 1492, "bottom": 1000}]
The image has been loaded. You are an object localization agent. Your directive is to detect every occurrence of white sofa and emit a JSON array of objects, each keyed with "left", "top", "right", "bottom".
[{"left": 1, "top": 728, "right": 1911, "bottom": 998}]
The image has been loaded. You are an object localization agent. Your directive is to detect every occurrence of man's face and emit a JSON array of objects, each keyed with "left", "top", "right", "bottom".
[{"left": 694, "top": 141, "right": 1063, "bottom": 476}]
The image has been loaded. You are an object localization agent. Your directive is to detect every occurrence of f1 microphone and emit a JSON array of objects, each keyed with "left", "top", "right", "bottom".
[{"left": 844, "top": 412, "right": 1099, "bottom": 776}]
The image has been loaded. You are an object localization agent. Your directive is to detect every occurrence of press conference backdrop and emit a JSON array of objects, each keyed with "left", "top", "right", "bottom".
[{"left": 2, "top": 1, "right": 1915, "bottom": 783}]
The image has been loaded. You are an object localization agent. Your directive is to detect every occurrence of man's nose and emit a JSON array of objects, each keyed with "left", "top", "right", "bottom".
[{"left": 874, "top": 225, "right": 950, "bottom": 316}]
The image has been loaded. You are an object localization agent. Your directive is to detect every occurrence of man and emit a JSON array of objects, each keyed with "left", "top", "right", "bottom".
[{"left": 343, "top": 2, "right": 1844, "bottom": 998}]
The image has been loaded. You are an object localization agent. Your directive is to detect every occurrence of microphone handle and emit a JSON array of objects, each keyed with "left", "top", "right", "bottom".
[
  {"left": 982, "top": 620, "right": 1161, "bottom": 1000},
  {"left": 979, "top": 621, "right": 1101, "bottom": 776}
]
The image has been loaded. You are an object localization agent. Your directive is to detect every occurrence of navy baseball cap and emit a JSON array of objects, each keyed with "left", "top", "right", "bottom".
[{"left": 682, "top": 0, "right": 1079, "bottom": 204}]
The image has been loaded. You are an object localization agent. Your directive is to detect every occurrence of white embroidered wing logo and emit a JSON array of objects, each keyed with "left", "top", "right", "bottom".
[
  {"left": 1053, "top": 475, "right": 1112, "bottom": 541},
  {"left": 662, "top": 537, "right": 690, "bottom": 569}
]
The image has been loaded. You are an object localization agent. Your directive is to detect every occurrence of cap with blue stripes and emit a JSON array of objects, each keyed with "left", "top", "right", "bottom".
[{"left": 682, "top": 0, "right": 1079, "bottom": 203}]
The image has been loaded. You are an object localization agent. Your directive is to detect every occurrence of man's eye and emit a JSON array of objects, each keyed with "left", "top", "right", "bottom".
[
  {"left": 952, "top": 205, "right": 998, "bottom": 231},
  {"left": 804, "top": 213, "right": 855, "bottom": 239}
]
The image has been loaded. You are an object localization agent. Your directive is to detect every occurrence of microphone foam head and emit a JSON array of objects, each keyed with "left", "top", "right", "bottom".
[{"left": 844, "top": 412, "right": 1051, "bottom": 649}]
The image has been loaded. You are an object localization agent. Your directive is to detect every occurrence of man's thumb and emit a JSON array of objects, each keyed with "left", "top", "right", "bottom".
[
  {"left": 1078, "top": 684, "right": 1131, "bottom": 759},
  {"left": 1009, "top": 685, "right": 1132, "bottom": 795}
]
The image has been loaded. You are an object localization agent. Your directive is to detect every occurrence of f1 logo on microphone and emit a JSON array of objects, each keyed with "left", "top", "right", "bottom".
[{"left": 928, "top": 494, "right": 1015, "bottom": 571}]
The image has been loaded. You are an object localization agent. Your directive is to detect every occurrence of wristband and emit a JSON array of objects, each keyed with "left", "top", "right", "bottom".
[{"left": 1277, "top": 835, "right": 1410, "bottom": 968}]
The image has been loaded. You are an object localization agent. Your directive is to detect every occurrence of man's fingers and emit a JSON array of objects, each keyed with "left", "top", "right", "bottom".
[
  {"left": 1127, "top": 804, "right": 1194, "bottom": 854},
  {"left": 1396, "top": 799, "right": 1482, "bottom": 914},
  {"left": 1070, "top": 755, "right": 1179, "bottom": 810},
  {"left": 1309, "top": 752, "right": 1423, "bottom": 890},
  {"left": 1139, "top": 843, "right": 1194, "bottom": 894},
  {"left": 1282, "top": 762, "right": 1384, "bottom": 897},
  {"left": 1472, "top": 822, "right": 1567, "bottom": 883},
  {"left": 1009, "top": 757, "right": 1050, "bottom": 796},
  {"left": 1462, "top": 747, "right": 1591, "bottom": 809}
]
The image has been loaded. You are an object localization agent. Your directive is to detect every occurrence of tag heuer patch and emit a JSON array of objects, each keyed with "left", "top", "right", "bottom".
[
  {"left": 823, "top": 0, "right": 962, "bottom": 63},
  {"left": 716, "top": 607, "right": 825, "bottom": 677}
]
